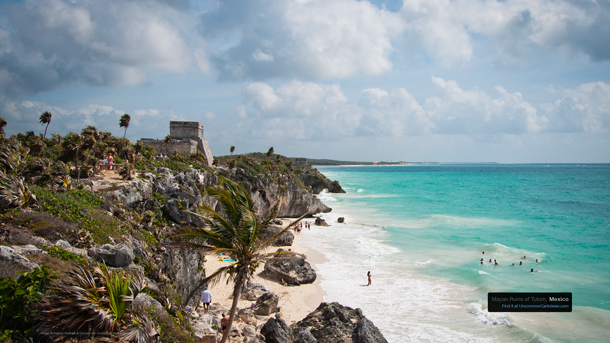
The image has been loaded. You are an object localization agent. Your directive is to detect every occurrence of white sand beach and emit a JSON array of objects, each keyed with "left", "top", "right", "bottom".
[{"left": 201, "top": 223, "right": 328, "bottom": 324}]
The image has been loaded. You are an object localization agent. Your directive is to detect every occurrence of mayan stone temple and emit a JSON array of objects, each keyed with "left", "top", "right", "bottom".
[{"left": 138, "top": 121, "right": 214, "bottom": 166}]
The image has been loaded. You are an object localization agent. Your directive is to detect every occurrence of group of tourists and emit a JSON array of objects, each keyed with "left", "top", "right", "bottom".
[
  {"left": 480, "top": 251, "right": 540, "bottom": 272},
  {"left": 293, "top": 221, "right": 311, "bottom": 234}
]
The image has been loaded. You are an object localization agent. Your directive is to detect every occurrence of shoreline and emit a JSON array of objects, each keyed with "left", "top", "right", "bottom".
[{"left": 202, "top": 220, "right": 328, "bottom": 324}]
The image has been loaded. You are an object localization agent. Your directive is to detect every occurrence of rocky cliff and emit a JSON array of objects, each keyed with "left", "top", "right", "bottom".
[{"left": 115, "top": 166, "right": 332, "bottom": 222}]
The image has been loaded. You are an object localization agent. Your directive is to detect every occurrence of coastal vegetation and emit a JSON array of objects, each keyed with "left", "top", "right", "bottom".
[
  {"left": 0, "top": 118, "right": 347, "bottom": 342},
  {"left": 169, "top": 179, "right": 308, "bottom": 343}
]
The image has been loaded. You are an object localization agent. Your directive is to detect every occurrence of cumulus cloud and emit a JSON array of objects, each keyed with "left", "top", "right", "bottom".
[
  {"left": 398, "top": 0, "right": 610, "bottom": 65},
  {"left": 200, "top": 0, "right": 404, "bottom": 80},
  {"left": 425, "top": 77, "right": 546, "bottom": 134},
  {"left": 238, "top": 78, "right": 609, "bottom": 141},
  {"left": 0, "top": 0, "right": 208, "bottom": 98},
  {"left": 541, "top": 82, "right": 610, "bottom": 133}
]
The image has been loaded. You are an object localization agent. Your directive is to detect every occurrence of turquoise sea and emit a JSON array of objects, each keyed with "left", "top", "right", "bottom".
[{"left": 298, "top": 164, "right": 610, "bottom": 343}]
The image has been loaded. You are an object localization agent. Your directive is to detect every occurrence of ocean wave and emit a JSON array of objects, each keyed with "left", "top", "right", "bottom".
[
  {"left": 481, "top": 243, "right": 547, "bottom": 264},
  {"left": 466, "top": 303, "right": 511, "bottom": 326},
  {"left": 389, "top": 215, "right": 519, "bottom": 230},
  {"left": 317, "top": 190, "right": 337, "bottom": 202},
  {"left": 357, "top": 188, "right": 364, "bottom": 193}
]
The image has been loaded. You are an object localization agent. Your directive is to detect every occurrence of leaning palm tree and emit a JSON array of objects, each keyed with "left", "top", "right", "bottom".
[
  {"left": 119, "top": 113, "right": 131, "bottom": 139},
  {"left": 230, "top": 146, "right": 235, "bottom": 156},
  {"left": 39, "top": 111, "right": 52, "bottom": 139},
  {"left": 168, "top": 179, "right": 308, "bottom": 343}
]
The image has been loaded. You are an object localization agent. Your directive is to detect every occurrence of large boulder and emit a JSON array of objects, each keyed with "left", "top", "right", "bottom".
[
  {"left": 238, "top": 308, "right": 257, "bottom": 325},
  {"left": 314, "top": 217, "right": 328, "bottom": 227},
  {"left": 264, "top": 226, "right": 295, "bottom": 247},
  {"left": 0, "top": 246, "right": 40, "bottom": 279},
  {"left": 291, "top": 303, "right": 388, "bottom": 343},
  {"left": 165, "top": 199, "right": 205, "bottom": 227},
  {"left": 253, "top": 292, "right": 279, "bottom": 315},
  {"left": 113, "top": 177, "right": 153, "bottom": 207},
  {"left": 261, "top": 314, "right": 292, "bottom": 343},
  {"left": 298, "top": 329, "right": 318, "bottom": 343},
  {"left": 88, "top": 242, "right": 134, "bottom": 267},
  {"left": 241, "top": 283, "right": 271, "bottom": 301},
  {"left": 264, "top": 257, "right": 316, "bottom": 285}
]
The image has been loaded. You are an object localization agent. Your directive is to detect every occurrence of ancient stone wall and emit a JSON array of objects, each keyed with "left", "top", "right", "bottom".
[
  {"left": 138, "top": 121, "right": 213, "bottom": 166},
  {"left": 170, "top": 121, "right": 203, "bottom": 140}
]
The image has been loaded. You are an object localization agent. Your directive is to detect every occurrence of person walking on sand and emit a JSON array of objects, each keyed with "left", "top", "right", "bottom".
[
  {"left": 197, "top": 289, "right": 212, "bottom": 314},
  {"left": 367, "top": 271, "right": 371, "bottom": 286}
]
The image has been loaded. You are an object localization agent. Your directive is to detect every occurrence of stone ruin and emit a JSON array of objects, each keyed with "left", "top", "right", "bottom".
[{"left": 138, "top": 121, "right": 214, "bottom": 166}]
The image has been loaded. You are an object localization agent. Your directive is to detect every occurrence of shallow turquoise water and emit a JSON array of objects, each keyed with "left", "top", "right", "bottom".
[{"left": 313, "top": 164, "right": 610, "bottom": 342}]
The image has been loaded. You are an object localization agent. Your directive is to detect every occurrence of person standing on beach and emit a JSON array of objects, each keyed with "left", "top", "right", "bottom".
[{"left": 367, "top": 271, "right": 371, "bottom": 286}]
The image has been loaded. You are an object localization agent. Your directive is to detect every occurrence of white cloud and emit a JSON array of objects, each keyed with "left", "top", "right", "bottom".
[
  {"left": 201, "top": 0, "right": 404, "bottom": 80},
  {"left": 398, "top": 0, "right": 610, "bottom": 65},
  {"left": 426, "top": 77, "right": 546, "bottom": 134},
  {"left": 542, "top": 82, "right": 610, "bottom": 133},
  {"left": 0, "top": 0, "right": 209, "bottom": 97}
]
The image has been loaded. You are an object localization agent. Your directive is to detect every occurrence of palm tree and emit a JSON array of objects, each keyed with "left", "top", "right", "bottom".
[
  {"left": 266, "top": 147, "right": 274, "bottom": 158},
  {"left": 0, "top": 116, "right": 7, "bottom": 139},
  {"left": 119, "top": 114, "right": 131, "bottom": 139},
  {"left": 39, "top": 111, "right": 52, "bottom": 139},
  {"left": 169, "top": 179, "right": 308, "bottom": 343},
  {"left": 62, "top": 132, "right": 84, "bottom": 183},
  {"left": 230, "top": 146, "right": 235, "bottom": 156}
]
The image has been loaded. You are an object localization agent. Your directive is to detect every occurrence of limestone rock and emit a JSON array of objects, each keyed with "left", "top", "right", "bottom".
[
  {"left": 314, "top": 217, "right": 328, "bottom": 226},
  {"left": 253, "top": 292, "right": 279, "bottom": 315},
  {"left": 88, "top": 241, "right": 134, "bottom": 267},
  {"left": 113, "top": 177, "right": 153, "bottom": 207},
  {"left": 264, "top": 257, "right": 317, "bottom": 285},
  {"left": 241, "top": 283, "right": 270, "bottom": 301},
  {"left": 261, "top": 314, "right": 292, "bottom": 343},
  {"left": 297, "top": 173, "right": 346, "bottom": 194},
  {"left": 160, "top": 246, "right": 205, "bottom": 307},
  {"left": 297, "top": 329, "right": 318, "bottom": 343},
  {"left": 0, "top": 246, "right": 40, "bottom": 279},
  {"left": 337, "top": 217, "right": 345, "bottom": 223},
  {"left": 264, "top": 226, "right": 295, "bottom": 247},
  {"left": 291, "top": 302, "right": 388, "bottom": 343},
  {"left": 133, "top": 293, "right": 164, "bottom": 312},
  {"left": 238, "top": 308, "right": 257, "bottom": 325},
  {"left": 10, "top": 244, "right": 42, "bottom": 255}
]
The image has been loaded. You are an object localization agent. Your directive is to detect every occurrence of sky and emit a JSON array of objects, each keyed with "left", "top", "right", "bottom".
[{"left": 1, "top": 0, "right": 609, "bottom": 163}]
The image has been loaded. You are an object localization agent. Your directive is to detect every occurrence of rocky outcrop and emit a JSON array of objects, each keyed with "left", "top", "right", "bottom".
[
  {"left": 315, "top": 217, "right": 328, "bottom": 226},
  {"left": 241, "top": 283, "right": 271, "bottom": 301},
  {"left": 88, "top": 242, "right": 134, "bottom": 267},
  {"left": 253, "top": 292, "right": 279, "bottom": 315},
  {"left": 291, "top": 302, "right": 388, "bottom": 343},
  {"left": 261, "top": 314, "right": 292, "bottom": 343},
  {"left": 114, "top": 176, "right": 153, "bottom": 207},
  {"left": 263, "top": 256, "right": 316, "bottom": 285},
  {"left": 0, "top": 245, "right": 40, "bottom": 279},
  {"left": 337, "top": 217, "right": 345, "bottom": 223},
  {"left": 264, "top": 226, "right": 295, "bottom": 247},
  {"left": 297, "top": 172, "right": 345, "bottom": 194},
  {"left": 160, "top": 246, "right": 205, "bottom": 307},
  {"left": 114, "top": 166, "right": 335, "bottom": 224}
]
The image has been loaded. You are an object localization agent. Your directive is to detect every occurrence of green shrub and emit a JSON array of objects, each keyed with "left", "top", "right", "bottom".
[
  {"left": 31, "top": 185, "right": 125, "bottom": 244},
  {"left": 0, "top": 266, "right": 57, "bottom": 341},
  {"left": 42, "top": 246, "right": 85, "bottom": 262}
]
